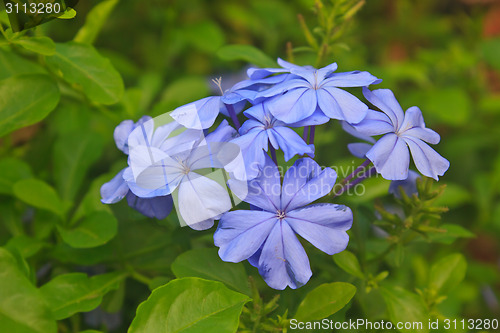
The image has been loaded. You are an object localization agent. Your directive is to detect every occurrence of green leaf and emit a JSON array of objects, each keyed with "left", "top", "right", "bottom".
[
  {"left": 45, "top": 42, "right": 124, "bottom": 104},
  {"left": 294, "top": 282, "right": 356, "bottom": 321},
  {"left": 58, "top": 8, "right": 77, "bottom": 19},
  {"left": 0, "top": 248, "right": 57, "bottom": 333},
  {"left": 333, "top": 250, "right": 364, "bottom": 279},
  {"left": 0, "top": 49, "right": 46, "bottom": 80},
  {"left": 13, "top": 178, "right": 64, "bottom": 217},
  {"left": 128, "top": 278, "right": 250, "bottom": 333},
  {"left": 429, "top": 253, "right": 467, "bottom": 294},
  {"left": 57, "top": 211, "right": 118, "bottom": 248},
  {"left": 53, "top": 131, "right": 103, "bottom": 201},
  {"left": 12, "top": 36, "right": 56, "bottom": 55},
  {"left": 217, "top": 44, "right": 277, "bottom": 68},
  {"left": 74, "top": 0, "right": 119, "bottom": 44},
  {"left": 381, "top": 287, "right": 429, "bottom": 333},
  {"left": 482, "top": 37, "right": 500, "bottom": 71},
  {"left": 5, "top": 235, "right": 45, "bottom": 258},
  {"left": 0, "top": 158, "right": 32, "bottom": 195},
  {"left": 172, "top": 248, "right": 250, "bottom": 295},
  {"left": 0, "top": 74, "right": 60, "bottom": 137},
  {"left": 40, "top": 272, "right": 124, "bottom": 320}
]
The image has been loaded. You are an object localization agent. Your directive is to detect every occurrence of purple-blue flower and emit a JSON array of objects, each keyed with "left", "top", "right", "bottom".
[
  {"left": 101, "top": 117, "right": 174, "bottom": 219},
  {"left": 230, "top": 102, "right": 314, "bottom": 180},
  {"left": 214, "top": 157, "right": 353, "bottom": 290},
  {"left": 351, "top": 88, "right": 450, "bottom": 180},
  {"left": 253, "top": 58, "right": 380, "bottom": 124},
  {"left": 124, "top": 119, "right": 239, "bottom": 229}
]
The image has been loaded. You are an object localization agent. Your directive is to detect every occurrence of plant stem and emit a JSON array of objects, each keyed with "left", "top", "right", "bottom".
[
  {"left": 309, "top": 125, "right": 316, "bottom": 144},
  {"left": 341, "top": 159, "right": 371, "bottom": 185},
  {"left": 302, "top": 126, "right": 309, "bottom": 141},
  {"left": 333, "top": 165, "right": 375, "bottom": 198}
]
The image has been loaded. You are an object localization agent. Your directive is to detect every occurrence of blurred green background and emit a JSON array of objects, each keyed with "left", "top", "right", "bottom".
[{"left": 1, "top": 0, "right": 499, "bottom": 331}]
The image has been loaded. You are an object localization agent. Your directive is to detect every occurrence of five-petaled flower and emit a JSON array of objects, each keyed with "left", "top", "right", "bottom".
[
  {"left": 253, "top": 58, "right": 381, "bottom": 124},
  {"left": 351, "top": 87, "right": 450, "bottom": 180},
  {"left": 214, "top": 157, "right": 353, "bottom": 290}
]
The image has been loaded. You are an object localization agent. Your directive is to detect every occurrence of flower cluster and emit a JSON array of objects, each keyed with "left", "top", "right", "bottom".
[{"left": 101, "top": 59, "right": 449, "bottom": 290}]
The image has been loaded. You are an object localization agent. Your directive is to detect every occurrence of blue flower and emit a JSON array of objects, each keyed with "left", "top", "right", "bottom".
[
  {"left": 101, "top": 117, "right": 174, "bottom": 220},
  {"left": 214, "top": 157, "right": 353, "bottom": 290},
  {"left": 125, "top": 119, "right": 239, "bottom": 229},
  {"left": 253, "top": 58, "right": 380, "bottom": 124},
  {"left": 351, "top": 88, "right": 450, "bottom": 180},
  {"left": 230, "top": 102, "right": 314, "bottom": 179}
]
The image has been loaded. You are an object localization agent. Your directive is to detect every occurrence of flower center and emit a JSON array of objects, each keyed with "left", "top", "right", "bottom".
[{"left": 276, "top": 210, "right": 286, "bottom": 220}]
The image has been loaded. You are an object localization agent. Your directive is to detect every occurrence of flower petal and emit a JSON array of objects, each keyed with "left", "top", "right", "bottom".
[
  {"left": 267, "top": 88, "right": 317, "bottom": 123},
  {"left": 281, "top": 158, "right": 337, "bottom": 211},
  {"left": 347, "top": 143, "right": 373, "bottom": 158},
  {"left": 403, "top": 137, "right": 450, "bottom": 180},
  {"left": 258, "top": 221, "right": 312, "bottom": 290},
  {"left": 366, "top": 133, "right": 410, "bottom": 180},
  {"left": 323, "top": 71, "right": 380, "bottom": 87},
  {"left": 286, "top": 203, "right": 352, "bottom": 255},
  {"left": 351, "top": 109, "right": 394, "bottom": 136},
  {"left": 126, "top": 193, "right": 173, "bottom": 219},
  {"left": 228, "top": 155, "right": 281, "bottom": 211},
  {"left": 399, "top": 107, "right": 440, "bottom": 144},
  {"left": 100, "top": 169, "right": 129, "bottom": 204},
  {"left": 287, "top": 107, "right": 330, "bottom": 127},
  {"left": 341, "top": 121, "right": 376, "bottom": 143},
  {"left": 177, "top": 173, "right": 232, "bottom": 229},
  {"left": 214, "top": 210, "right": 276, "bottom": 262},
  {"left": 170, "top": 96, "right": 221, "bottom": 130},
  {"left": 319, "top": 87, "right": 368, "bottom": 124},
  {"left": 255, "top": 78, "right": 310, "bottom": 99},
  {"left": 270, "top": 127, "right": 314, "bottom": 161},
  {"left": 363, "top": 87, "right": 405, "bottom": 129}
]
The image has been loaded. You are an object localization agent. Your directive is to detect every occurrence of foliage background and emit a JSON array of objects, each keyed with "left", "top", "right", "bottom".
[{"left": 1, "top": 0, "right": 499, "bottom": 332}]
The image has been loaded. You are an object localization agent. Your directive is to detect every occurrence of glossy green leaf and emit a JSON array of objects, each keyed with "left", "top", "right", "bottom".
[
  {"left": 0, "top": 248, "right": 57, "bottom": 333},
  {"left": 128, "top": 278, "right": 250, "bottom": 333},
  {"left": 13, "top": 178, "right": 64, "bottom": 217},
  {"left": 74, "top": 0, "right": 119, "bottom": 44},
  {"left": 58, "top": 211, "right": 118, "bottom": 248},
  {"left": 333, "top": 250, "right": 365, "bottom": 279},
  {"left": 45, "top": 42, "right": 124, "bottom": 104},
  {"left": 53, "top": 131, "right": 103, "bottom": 201},
  {"left": 429, "top": 253, "right": 467, "bottom": 294},
  {"left": 381, "top": 287, "right": 429, "bottom": 333},
  {"left": 172, "top": 248, "right": 250, "bottom": 295},
  {"left": 40, "top": 272, "right": 124, "bottom": 320},
  {"left": 12, "top": 36, "right": 56, "bottom": 55},
  {"left": 217, "top": 44, "right": 277, "bottom": 68},
  {"left": 0, "top": 49, "right": 46, "bottom": 80},
  {"left": 294, "top": 282, "right": 356, "bottom": 321},
  {"left": 0, "top": 158, "right": 32, "bottom": 195},
  {"left": 0, "top": 74, "right": 60, "bottom": 137}
]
